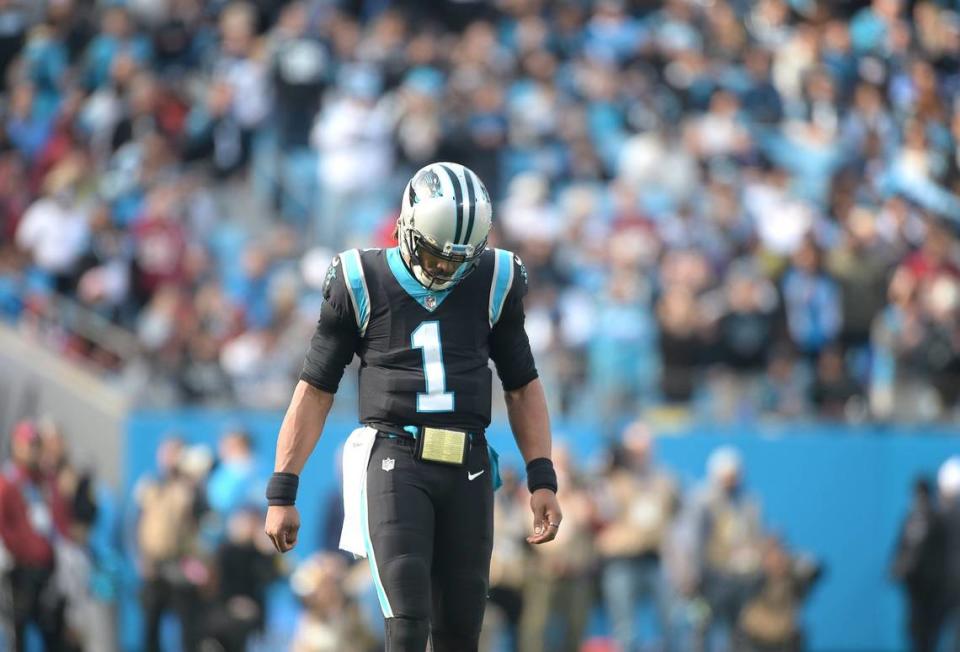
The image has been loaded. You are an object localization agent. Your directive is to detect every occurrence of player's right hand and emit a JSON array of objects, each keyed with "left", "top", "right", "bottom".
[{"left": 265, "top": 505, "right": 300, "bottom": 553}]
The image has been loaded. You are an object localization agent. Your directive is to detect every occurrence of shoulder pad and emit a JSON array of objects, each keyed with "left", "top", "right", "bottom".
[
  {"left": 322, "top": 255, "right": 341, "bottom": 301},
  {"left": 489, "top": 248, "right": 517, "bottom": 326},
  {"left": 337, "top": 249, "right": 371, "bottom": 336}
]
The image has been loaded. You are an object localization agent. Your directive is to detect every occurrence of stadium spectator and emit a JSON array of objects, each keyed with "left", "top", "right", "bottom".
[
  {"left": 735, "top": 536, "right": 822, "bottom": 652},
  {"left": 484, "top": 467, "right": 527, "bottom": 651},
  {"left": 206, "top": 427, "right": 264, "bottom": 520},
  {"left": 915, "top": 274, "right": 960, "bottom": 414},
  {"left": 892, "top": 477, "right": 947, "bottom": 652},
  {"left": 38, "top": 419, "right": 97, "bottom": 539},
  {"left": 761, "top": 345, "right": 810, "bottom": 418},
  {"left": 14, "top": 157, "right": 90, "bottom": 294},
  {"left": 37, "top": 417, "right": 120, "bottom": 652},
  {"left": 183, "top": 78, "right": 247, "bottom": 179},
  {"left": 704, "top": 263, "right": 779, "bottom": 421},
  {"left": 781, "top": 238, "right": 843, "bottom": 359},
  {"left": 201, "top": 507, "right": 278, "bottom": 652},
  {"left": 685, "top": 447, "right": 765, "bottom": 652},
  {"left": 596, "top": 423, "right": 678, "bottom": 652},
  {"left": 265, "top": 2, "right": 328, "bottom": 223},
  {"left": 935, "top": 457, "right": 960, "bottom": 651},
  {"left": 826, "top": 205, "right": 893, "bottom": 378},
  {"left": 656, "top": 284, "right": 705, "bottom": 406},
  {"left": 289, "top": 552, "right": 378, "bottom": 652},
  {"left": 872, "top": 242, "right": 960, "bottom": 421},
  {"left": 134, "top": 437, "right": 205, "bottom": 652},
  {"left": 588, "top": 267, "right": 658, "bottom": 425},
  {"left": 130, "top": 183, "right": 188, "bottom": 307},
  {"left": 83, "top": 7, "right": 151, "bottom": 91},
  {"left": 809, "top": 345, "right": 863, "bottom": 420},
  {"left": 310, "top": 63, "right": 393, "bottom": 250},
  {"left": 0, "top": 0, "right": 27, "bottom": 88},
  {"left": 518, "top": 447, "right": 595, "bottom": 652},
  {"left": 268, "top": 2, "right": 327, "bottom": 153},
  {"left": 0, "top": 419, "right": 72, "bottom": 651}
]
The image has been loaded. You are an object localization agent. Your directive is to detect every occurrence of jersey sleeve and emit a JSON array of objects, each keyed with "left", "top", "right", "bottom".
[
  {"left": 299, "top": 256, "right": 360, "bottom": 393},
  {"left": 489, "top": 254, "right": 539, "bottom": 391}
]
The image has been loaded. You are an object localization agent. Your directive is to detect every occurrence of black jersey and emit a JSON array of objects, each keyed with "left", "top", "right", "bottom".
[{"left": 299, "top": 246, "right": 538, "bottom": 432}]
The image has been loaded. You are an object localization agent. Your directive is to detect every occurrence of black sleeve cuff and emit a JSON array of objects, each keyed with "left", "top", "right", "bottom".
[
  {"left": 299, "top": 370, "right": 341, "bottom": 394},
  {"left": 502, "top": 369, "right": 539, "bottom": 393}
]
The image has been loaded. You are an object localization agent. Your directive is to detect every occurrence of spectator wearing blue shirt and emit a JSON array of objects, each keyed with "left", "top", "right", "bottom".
[
  {"left": 5, "top": 81, "right": 53, "bottom": 162},
  {"left": 83, "top": 7, "right": 152, "bottom": 91},
  {"left": 22, "top": 23, "right": 69, "bottom": 121},
  {"left": 207, "top": 428, "right": 264, "bottom": 520},
  {"left": 850, "top": 0, "right": 902, "bottom": 55},
  {"left": 782, "top": 238, "right": 842, "bottom": 358},
  {"left": 589, "top": 270, "right": 658, "bottom": 427}
]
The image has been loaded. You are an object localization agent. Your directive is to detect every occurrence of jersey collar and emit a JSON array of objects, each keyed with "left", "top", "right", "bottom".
[{"left": 385, "top": 247, "right": 455, "bottom": 312}]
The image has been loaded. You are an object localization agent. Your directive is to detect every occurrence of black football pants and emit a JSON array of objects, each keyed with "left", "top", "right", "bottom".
[{"left": 363, "top": 433, "right": 494, "bottom": 652}]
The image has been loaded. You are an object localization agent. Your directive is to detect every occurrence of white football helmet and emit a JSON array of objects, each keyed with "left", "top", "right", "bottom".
[{"left": 397, "top": 162, "right": 493, "bottom": 290}]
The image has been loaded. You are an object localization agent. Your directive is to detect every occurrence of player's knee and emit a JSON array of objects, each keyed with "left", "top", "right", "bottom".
[
  {"left": 385, "top": 616, "right": 430, "bottom": 652},
  {"left": 432, "top": 574, "right": 487, "bottom": 646},
  {"left": 381, "top": 553, "right": 431, "bottom": 618}
]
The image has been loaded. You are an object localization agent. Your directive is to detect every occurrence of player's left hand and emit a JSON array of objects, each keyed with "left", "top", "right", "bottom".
[
  {"left": 265, "top": 505, "right": 300, "bottom": 554},
  {"left": 527, "top": 488, "right": 562, "bottom": 544}
]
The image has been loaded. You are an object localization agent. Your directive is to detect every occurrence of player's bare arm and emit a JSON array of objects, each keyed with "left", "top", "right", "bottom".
[
  {"left": 264, "top": 381, "right": 334, "bottom": 553},
  {"left": 505, "top": 377, "right": 562, "bottom": 544}
]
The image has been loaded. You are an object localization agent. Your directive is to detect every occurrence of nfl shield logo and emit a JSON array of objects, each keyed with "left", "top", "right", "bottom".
[
  {"left": 425, "top": 294, "right": 437, "bottom": 310},
  {"left": 382, "top": 457, "right": 395, "bottom": 472}
]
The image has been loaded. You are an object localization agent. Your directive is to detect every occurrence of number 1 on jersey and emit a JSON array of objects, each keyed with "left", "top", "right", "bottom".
[{"left": 411, "top": 321, "right": 454, "bottom": 412}]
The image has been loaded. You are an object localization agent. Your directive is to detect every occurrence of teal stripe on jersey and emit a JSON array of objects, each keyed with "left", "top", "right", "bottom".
[
  {"left": 361, "top": 479, "right": 394, "bottom": 618},
  {"left": 385, "top": 247, "right": 462, "bottom": 312},
  {"left": 489, "top": 249, "right": 515, "bottom": 326},
  {"left": 340, "top": 249, "right": 370, "bottom": 335}
]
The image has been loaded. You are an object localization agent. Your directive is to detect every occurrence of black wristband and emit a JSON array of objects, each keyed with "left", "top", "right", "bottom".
[
  {"left": 266, "top": 472, "right": 299, "bottom": 506},
  {"left": 526, "top": 457, "right": 558, "bottom": 494}
]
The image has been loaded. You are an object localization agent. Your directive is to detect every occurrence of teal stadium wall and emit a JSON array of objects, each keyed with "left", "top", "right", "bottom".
[{"left": 124, "top": 410, "right": 960, "bottom": 651}]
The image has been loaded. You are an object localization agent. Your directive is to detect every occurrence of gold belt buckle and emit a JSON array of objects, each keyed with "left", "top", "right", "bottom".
[{"left": 418, "top": 427, "right": 467, "bottom": 466}]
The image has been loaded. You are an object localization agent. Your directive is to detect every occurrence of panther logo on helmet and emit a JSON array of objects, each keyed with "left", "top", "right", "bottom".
[{"left": 397, "top": 162, "right": 493, "bottom": 291}]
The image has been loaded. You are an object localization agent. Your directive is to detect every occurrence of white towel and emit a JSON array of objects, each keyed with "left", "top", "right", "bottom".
[{"left": 339, "top": 426, "right": 377, "bottom": 557}]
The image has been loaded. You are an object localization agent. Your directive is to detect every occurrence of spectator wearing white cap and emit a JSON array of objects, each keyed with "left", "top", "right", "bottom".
[
  {"left": 936, "top": 457, "right": 960, "bottom": 651},
  {"left": 683, "top": 446, "right": 765, "bottom": 652}
]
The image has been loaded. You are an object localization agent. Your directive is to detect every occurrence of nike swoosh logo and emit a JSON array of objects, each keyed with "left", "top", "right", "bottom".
[{"left": 467, "top": 470, "right": 485, "bottom": 481}]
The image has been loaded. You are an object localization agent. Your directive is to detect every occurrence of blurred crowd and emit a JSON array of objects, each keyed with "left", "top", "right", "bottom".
[
  {"left": 0, "top": 415, "right": 824, "bottom": 652},
  {"left": 1, "top": 0, "right": 960, "bottom": 425},
  {"left": 125, "top": 421, "right": 825, "bottom": 652},
  {"left": 0, "top": 418, "right": 120, "bottom": 652},
  {"left": 130, "top": 431, "right": 285, "bottom": 652},
  {"left": 478, "top": 425, "right": 823, "bottom": 652},
  {"left": 0, "top": 417, "right": 284, "bottom": 652},
  {"left": 13, "top": 415, "right": 960, "bottom": 652}
]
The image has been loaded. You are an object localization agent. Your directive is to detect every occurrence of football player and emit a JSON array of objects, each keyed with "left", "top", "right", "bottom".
[{"left": 264, "top": 162, "right": 561, "bottom": 651}]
